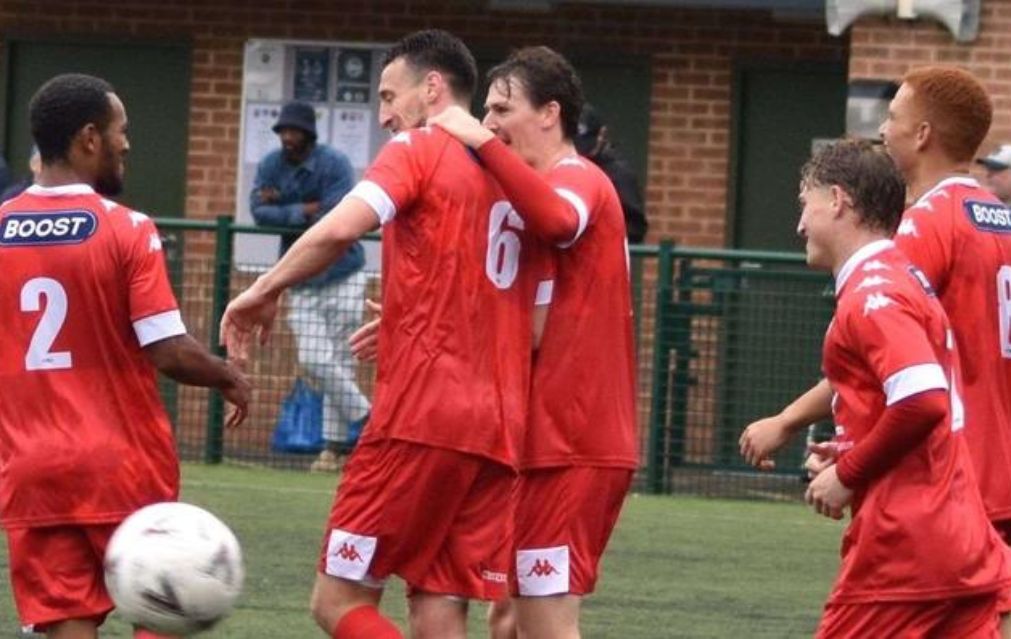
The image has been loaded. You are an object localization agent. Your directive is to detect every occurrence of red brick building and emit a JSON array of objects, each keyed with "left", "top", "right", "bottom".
[
  {"left": 1, "top": 1, "right": 1005, "bottom": 249},
  {"left": 0, "top": 0, "right": 1006, "bottom": 248}
]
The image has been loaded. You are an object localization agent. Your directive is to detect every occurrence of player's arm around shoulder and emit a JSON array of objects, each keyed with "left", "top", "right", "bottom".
[{"left": 428, "top": 106, "right": 582, "bottom": 244}]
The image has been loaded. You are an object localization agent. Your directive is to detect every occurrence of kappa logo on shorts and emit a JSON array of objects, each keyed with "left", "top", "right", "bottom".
[
  {"left": 526, "top": 559, "right": 561, "bottom": 577},
  {"left": 336, "top": 542, "right": 364, "bottom": 562},
  {"left": 326, "top": 529, "right": 377, "bottom": 581},
  {"left": 517, "top": 546, "right": 570, "bottom": 596}
]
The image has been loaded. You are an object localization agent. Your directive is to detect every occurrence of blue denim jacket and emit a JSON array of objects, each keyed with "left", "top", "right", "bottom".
[{"left": 250, "top": 143, "right": 365, "bottom": 287}]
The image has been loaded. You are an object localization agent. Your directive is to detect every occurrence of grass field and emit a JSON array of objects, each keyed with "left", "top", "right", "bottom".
[{"left": 1, "top": 464, "right": 844, "bottom": 638}]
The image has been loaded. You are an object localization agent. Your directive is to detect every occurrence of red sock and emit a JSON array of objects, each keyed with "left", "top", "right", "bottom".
[
  {"left": 134, "top": 631, "right": 177, "bottom": 639},
  {"left": 333, "top": 604, "right": 403, "bottom": 639}
]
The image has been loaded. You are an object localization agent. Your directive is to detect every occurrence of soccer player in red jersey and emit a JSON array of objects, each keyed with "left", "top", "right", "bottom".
[
  {"left": 0, "top": 74, "right": 250, "bottom": 639},
  {"left": 742, "top": 69, "right": 1011, "bottom": 502},
  {"left": 882, "top": 67, "right": 1011, "bottom": 535},
  {"left": 741, "top": 65, "right": 1011, "bottom": 635},
  {"left": 799, "top": 139, "right": 1010, "bottom": 637},
  {"left": 220, "top": 31, "right": 556, "bottom": 639},
  {"left": 428, "top": 46, "right": 637, "bottom": 639}
]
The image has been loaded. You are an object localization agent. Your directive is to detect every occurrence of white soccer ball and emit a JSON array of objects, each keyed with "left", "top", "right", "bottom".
[{"left": 104, "top": 502, "right": 244, "bottom": 635}]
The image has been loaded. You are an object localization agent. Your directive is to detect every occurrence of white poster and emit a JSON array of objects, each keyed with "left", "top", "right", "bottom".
[
  {"left": 243, "top": 103, "right": 282, "bottom": 164},
  {"left": 244, "top": 41, "right": 284, "bottom": 101},
  {"left": 330, "top": 108, "right": 373, "bottom": 170},
  {"left": 313, "top": 106, "right": 332, "bottom": 148}
]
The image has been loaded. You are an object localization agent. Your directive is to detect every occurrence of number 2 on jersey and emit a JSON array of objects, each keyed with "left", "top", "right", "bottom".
[
  {"left": 20, "top": 277, "right": 72, "bottom": 371},
  {"left": 486, "top": 201, "right": 524, "bottom": 289},
  {"left": 999, "top": 266, "right": 1011, "bottom": 360}
]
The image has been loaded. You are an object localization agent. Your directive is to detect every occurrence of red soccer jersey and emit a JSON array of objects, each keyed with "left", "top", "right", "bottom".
[
  {"left": 346, "top": 127, "right": 550, "bottom": 467},
  {"left": 0, "top": 184, "right": 185, "bottom": 529},
  {"left": 894, "top": 177, "right": 1011, "bottom": 522},
  {"left": 521, "top": 156, "right": 638, "bottom": 469},
  {"left": 824, "top": 241, "right": 1009, "bottom": 604}
]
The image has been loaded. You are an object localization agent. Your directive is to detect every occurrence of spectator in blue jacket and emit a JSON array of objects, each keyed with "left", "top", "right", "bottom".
[{"left": 251, "top": 101, "right": 370, "bottom": 471}]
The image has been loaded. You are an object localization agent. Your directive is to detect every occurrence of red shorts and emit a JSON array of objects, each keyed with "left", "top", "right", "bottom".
[
  {"left": 817, "top": 594, "right": 1001, "bottom": 639},
  {"left": 511, "top": 466, "right": 633, "bottom": 598},
  {"left": 317, "top": 439, "right": 516, "bottom": 601},
  {"left": 5, "top": 523, "right": 118, "bottom": 631}
]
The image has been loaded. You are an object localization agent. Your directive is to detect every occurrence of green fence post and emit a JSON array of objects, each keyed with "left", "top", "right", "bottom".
[
  {"left": 668, "top": 257, "right": 697, "bottom": 483},
  {"left": 205, "top": 215, "right": 233, "bottom": 464},
  {"left": 647, "top": 240, "right": 674, "bottom": 494},
  {"left": 631, "top": 249, "right": 645, "bottom": 345}
]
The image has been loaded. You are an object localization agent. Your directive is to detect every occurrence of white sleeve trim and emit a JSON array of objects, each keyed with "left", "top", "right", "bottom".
[
  {"left": 347, "top": 180, "right": 397, "bottom": 225},
  {"left": 133, "top": 309, "right": 187, "bottom": 347},
  {"left": 535, "top": 280, "right": 554, "bottom": 306},
  {"left": 554, "top": 188, "right": 589, "bottom": 249},
  {"left": 883, "top": 363, "right": 948, "bottom": 406}
]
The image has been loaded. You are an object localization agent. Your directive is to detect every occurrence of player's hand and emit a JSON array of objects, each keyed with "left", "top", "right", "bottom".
[
  {"left": 804, "top": 442, "right": 839, "bottom": 480},
  {"left": 739, "top": 415, "right": 793, "bottom": 470},
  {"left": 349, "top": 299, "right": 382, "bottom": 362},
  {"left": 259, "top": 187, "right": 280, "bottom": 203},
  {"left": 219, "top": 278, "right": 282, "bottom": 367},
  {"left": 427, "top": 105, "right": 495, "bottom": 148},
  {"left": 221, "top": 363, "right": 252, "bottom": 429},
  {"left": 804, "top": 464, "right": 851, "bottom": 520}
]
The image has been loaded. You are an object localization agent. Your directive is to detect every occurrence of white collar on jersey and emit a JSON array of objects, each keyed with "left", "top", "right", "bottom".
[
  {"left": 914, "top": 175, "right": 978, "bottom": 207},
  {"left": 835, "top": 239, "right": 895, "bottom": 296},
  {"left": 25, "top": 183, "right": 96, "bottom": 197}
]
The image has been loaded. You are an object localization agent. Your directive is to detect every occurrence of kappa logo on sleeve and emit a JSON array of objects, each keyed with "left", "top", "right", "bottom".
[
  {"left": 896, "top": 218, "right": 918, "bottom": 237},
  {"left": 964, "top": 200, "right": 1011, "bottom": 233},
  {"left": 0, "top": 211, "right": 97, "bottom": 246},
  {"left": 854, "top": 275, "right": 891, "bottom": 291},
  {"left": 863, "top": 292, "right": 893, "bottom": 316}
]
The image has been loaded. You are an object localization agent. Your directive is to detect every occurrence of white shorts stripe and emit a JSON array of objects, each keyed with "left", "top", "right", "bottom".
[
  {"left": 517, "top": 545, "right": 570, "bottom": 596},
  {"left": 325, "top": 529, "right": 382, "bottom": 587}
]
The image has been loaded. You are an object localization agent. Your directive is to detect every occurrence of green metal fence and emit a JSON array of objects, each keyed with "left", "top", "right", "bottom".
[{"left": 157, "top": 217, "right": 834, "bottom": 499}]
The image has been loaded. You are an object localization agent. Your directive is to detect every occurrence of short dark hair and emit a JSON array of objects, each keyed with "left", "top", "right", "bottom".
[
  {"left": 486, "top": 46, "right": 584, "bottom": 141},
  {"left": 382, "top": 29, "right": 477, "bottom": 102},
  {"left": 29, "top": 73, "right": 116, "bottom": 164},
  {"left": 801, "top": 139, "right": 906, "bottom": 234}
]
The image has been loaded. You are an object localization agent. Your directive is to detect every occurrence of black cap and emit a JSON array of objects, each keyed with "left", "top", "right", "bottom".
[
  {"left": 574, "top": 104, "right": 604, "bottom": 156},
  {"left": 272, "top": 101, "right": 317, "bottom": 139}
]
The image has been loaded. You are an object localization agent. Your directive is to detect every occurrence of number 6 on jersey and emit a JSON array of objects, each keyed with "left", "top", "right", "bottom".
[{"left": 486, "top": 202, "right": 524, "bottom": 290}]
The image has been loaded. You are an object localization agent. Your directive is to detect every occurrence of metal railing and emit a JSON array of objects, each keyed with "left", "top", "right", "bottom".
[{"left": 157, "top": 216, "right": 834, "bottom": 500}]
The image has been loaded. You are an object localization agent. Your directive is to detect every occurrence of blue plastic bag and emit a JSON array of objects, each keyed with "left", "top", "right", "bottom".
[{"left": 271, "top": 378, "right": 325, "bottom": 453}]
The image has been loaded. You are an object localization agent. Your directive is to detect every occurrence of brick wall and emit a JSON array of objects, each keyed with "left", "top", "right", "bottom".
[
  {"left": 849, "top": 0, "right": 1011, "bottom": 151},
  {"left": 0, "top": 0, "right": 846, "bottom": 248}
]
